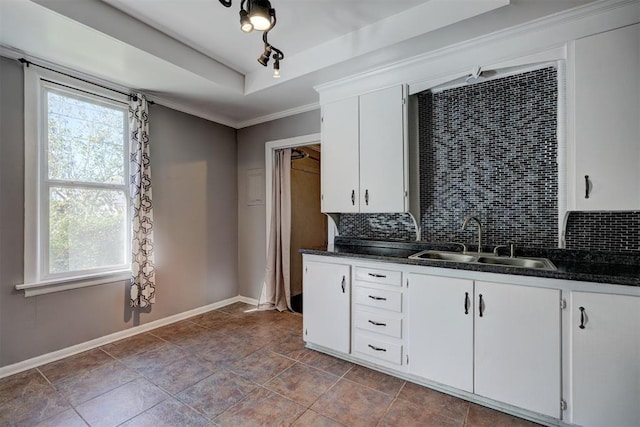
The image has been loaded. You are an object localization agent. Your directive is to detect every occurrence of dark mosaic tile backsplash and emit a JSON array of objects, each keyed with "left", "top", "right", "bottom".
[
  {"left": 339, "top": 67, "right": 560, "bottom": 249},
  {"left": 564, "top": 211, "right": 640, "bottom": 251}
]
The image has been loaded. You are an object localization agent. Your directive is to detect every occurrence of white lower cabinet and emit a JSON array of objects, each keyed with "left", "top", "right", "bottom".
[
  {"left": 303, "top": 255, "right": 638, "bottom": 425},
  {"left": 407, "top": 274, "right": 474, "bottom": 392},
  {"left": 570, "top": 292, "right": 640, "bottom": 427},
  {"left": 474, "top": 281, "right": 561, "bottom": 419},
  {"left": 407, "top": 276, "right": 561, "bottom": 417},
  {"left": 302, "top": 259, "right": 351, "bottom": 353},
  {"left": 352, "top": 265, "right": 405, "bottom": 369}
]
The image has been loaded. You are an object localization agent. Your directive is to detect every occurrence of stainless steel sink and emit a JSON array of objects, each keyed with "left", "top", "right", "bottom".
[
  {"left": 409, "top": 250, "right": 556, "bottom": 271},
  {"left": 477, "top": 256, "right": 556, "bottom": 271},
  {"left": 409, "top": 250, "right": 477, "bottom": 263}
]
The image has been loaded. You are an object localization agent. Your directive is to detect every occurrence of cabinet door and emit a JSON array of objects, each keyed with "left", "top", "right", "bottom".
[
  {"left": 321, "top": 97, "right": 360, "bottom": 213},
  {"left": 407, "top": 274, "right": 474, "bottom": 392},
  {"left": 571, "top": 292, "right": 640, "bottom": 427},
  {"left": 359, "top": 85, "right": 406, "bottom": 213},
  {"left": 303, "top": 260, "right": 351, "bottom": 353},
  {"left": 474, "top": 281, "right": 561, "bottom": 418},
  {"left": 574, "top": 23, "right": 640, "bottom": 210}
]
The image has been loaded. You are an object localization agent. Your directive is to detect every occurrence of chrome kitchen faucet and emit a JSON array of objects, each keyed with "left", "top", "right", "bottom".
[{"left": 461, "top": 216, "right": 483, "bottom": 254}]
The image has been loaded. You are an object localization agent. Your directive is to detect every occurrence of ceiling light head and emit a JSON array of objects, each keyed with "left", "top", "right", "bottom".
[
  {"left": 239, "top": 9, "right": 253, "bottom": 33},
  {"left": 257, "top": 45, "right": 272, "bottom": 66},
  {"left": 248, "top": 0, "right": 273, "bottom": 31},
  {"left": 273, "top": 59, "right": 280, "bottom": 78}
]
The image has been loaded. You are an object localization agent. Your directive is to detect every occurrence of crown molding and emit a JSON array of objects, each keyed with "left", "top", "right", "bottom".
[{"left": 236, "top": 102, "right": 320, "bottom": 129}]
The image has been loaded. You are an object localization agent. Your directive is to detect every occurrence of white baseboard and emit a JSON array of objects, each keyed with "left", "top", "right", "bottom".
[{"left": 0, "top": 295, "right": 258, "bottom": 379}]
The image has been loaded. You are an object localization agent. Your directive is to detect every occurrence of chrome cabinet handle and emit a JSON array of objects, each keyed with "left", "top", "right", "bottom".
[
  {"left": 585, "top": 175, "right": 590, "bottom": 199},
  {"left": 351, "top": 190, "right": 355, "bottom": 205},
  {"left": 368, "top": 295, "right": 387, "bottom": 301},
  {"left": 341, "top": 276, "right": 346, "bottom": 293},
  {"left": 367, "top": 273, "right": 386, "bottom": 278},
  {"left": 365, "top": 189, "right": 369, "bottom": 205},
  {"left": 579, "top": 306, "right": 586, "bottom": 329},
  {"left": 368, "top": 320, "right": 387, "bottom": 327},
  {"left": 479, "top": 294, "right": 484, "bottom": 317},
  {"left": 464, "top": 292, "right": 470, "bottom": 315},
  {"left": 368, "top": 344, "right": 387, "bottom": 352}
]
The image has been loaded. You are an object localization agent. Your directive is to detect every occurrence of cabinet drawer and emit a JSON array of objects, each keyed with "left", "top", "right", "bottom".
[
  {"left": 354, "top": 333, "right": 403, "bottom": 365},
  {"left": 354, "top": 309, "right": 402, "bottom": 338},
  {"left": 355, "top": 267, "right": 402, "bottom": 287},
  {"left": 355, "top": 286, "right": 402, "bottom": 312}
]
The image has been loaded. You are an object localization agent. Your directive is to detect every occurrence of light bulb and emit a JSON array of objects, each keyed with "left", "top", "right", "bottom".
[{"left": 250, "top": 15, "right": 271, "bottom": 31}]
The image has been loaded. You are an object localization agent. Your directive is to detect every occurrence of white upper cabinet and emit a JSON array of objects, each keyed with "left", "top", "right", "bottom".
[
  {"left": 573, "top": 23, "right": 640, "bottom": 210},
  {"left": 359, "top": 86, "right": 407, "bottom": 212},
  {"left": 321, "top": 85, "right": 407, "bottom": 213},
  {"left": 321, "top": 97, "right": 360, "bottom": 213},
  {"left": 570, "top": 292, "right": 640, "bottom": 427}
]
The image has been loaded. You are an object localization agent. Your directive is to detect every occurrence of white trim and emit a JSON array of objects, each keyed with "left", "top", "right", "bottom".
[
  {"left": 0, "top": 295, "right": 258, "bottom": 379},
  {"left": 264, "top": 133, "right": 322, "bottom": 256},
  {"left": 16, "top": 270, "right": 131, "bottom": 297},
  {"left": 236, "top": 103, "right": 320, "bottom": 129},
  {"left": 22, "top": 65, "right": 132, "bottom": 293}
]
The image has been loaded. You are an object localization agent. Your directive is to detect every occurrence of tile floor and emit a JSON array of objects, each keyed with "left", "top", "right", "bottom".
[{"left": 0, "top": 302, "right": 541, "bottom": 426}]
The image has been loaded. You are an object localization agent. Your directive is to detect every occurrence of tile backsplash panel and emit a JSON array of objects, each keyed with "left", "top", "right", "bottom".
[
  {"left": 564, "top": 211, "right": 640, "bottom": 251},
  {"left": 339, "top": 67, "right": 559, "bottom": 248}
]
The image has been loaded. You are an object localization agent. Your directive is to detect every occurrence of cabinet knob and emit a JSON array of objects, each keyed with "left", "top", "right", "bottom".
[
  {"left": 351, "top": 190, "right": 355, "bottom": 205},
  {"left": 341, "top": 276, "right": 346, "bottom": 293},
  {"left": 579, "top": 306, "right": 586, "bottom": 329},
  {"left": 479, "top": 294, "right": 484, "bottom": 317},
  {"left": 365, "top": 189, "right": 369, "bottom": 205}
]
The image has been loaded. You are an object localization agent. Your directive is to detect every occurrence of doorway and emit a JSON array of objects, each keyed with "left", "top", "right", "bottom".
[
  {"left": 264, "top": 133, "right": 327, "bottom": 314},
  {"left": 289, "top": 145, "right": 326, "bottom": 312}
]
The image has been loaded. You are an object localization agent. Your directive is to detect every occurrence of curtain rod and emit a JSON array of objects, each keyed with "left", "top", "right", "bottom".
[{"left": 18, "top": 58, "right": 154, "bottom": 105}]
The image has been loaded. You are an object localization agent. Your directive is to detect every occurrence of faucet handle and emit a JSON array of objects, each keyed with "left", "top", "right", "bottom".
[
  {"left": 447, "top": 242, "right": 468, "bottom": 254},
  {"left": 493, "top": 243, "right": 516, "bottom": 257},
  {"left": 493, "top": 245, "right": 508, "bottom": 256}
]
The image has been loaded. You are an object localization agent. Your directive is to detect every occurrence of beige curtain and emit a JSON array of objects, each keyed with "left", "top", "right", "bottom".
[{"left": 259, "top": 148, "right": 292, "bottom": 311}]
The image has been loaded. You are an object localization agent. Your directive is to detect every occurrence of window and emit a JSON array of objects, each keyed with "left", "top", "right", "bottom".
[{"left": 21, "top": 67, "right": 131, "bottom": 294}]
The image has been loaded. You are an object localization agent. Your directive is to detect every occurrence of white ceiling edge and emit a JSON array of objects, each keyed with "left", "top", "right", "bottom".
[
  {"left": 29, "top": 0, "right": 244, "bottom": 94},
  {"left": 313, "top": 0, "right": 637, "bottom": 101},
  {"left": 244, "top": 0, "right": 510, "bottom": 94},
  {"left": 0, "top": 45, "right": 244, "bottom": 129}
]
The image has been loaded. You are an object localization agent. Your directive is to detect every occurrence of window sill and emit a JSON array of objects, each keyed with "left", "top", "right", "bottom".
[{"left": 16, "top": 270, "right": 131, "bottom": 297}]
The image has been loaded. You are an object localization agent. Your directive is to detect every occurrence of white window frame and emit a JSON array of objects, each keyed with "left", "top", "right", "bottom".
[{"left": 18, "top": 66, "right": 132, "bottom": 297}]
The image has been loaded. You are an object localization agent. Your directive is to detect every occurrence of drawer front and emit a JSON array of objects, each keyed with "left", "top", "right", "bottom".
[
  {"left": 354, "top": 333, "right": 403, "bottom": 365},
  {"left": 355, "top": 267, "right": 402, "bottom": 287},
  {"left": 354, "top": 309, "right": 402, "bottom": 338},
  {"left": 355, "top": 286, "right": 402, "bottom": 312}
]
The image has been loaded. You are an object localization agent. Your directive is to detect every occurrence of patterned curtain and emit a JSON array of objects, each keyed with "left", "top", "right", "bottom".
[{"left": 129, "top": 94, "right": 156, "bottom": 308}]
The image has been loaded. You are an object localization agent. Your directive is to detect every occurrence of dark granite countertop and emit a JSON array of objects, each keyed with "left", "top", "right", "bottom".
[{"left": 300, "top": 237, "right": 640, "bottom": 287}]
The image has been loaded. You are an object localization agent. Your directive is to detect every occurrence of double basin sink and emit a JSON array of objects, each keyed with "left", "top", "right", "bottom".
[{"left": 409, "top": 250, "right": 557, "bottom": 271}]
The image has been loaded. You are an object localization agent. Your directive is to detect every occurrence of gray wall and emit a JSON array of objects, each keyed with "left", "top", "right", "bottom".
[
  {"left": 237, "top": 110, "right": 321, "bottom": 300},
  {"left": 0, "top": 56, "right": 238, "bottom": 367}
]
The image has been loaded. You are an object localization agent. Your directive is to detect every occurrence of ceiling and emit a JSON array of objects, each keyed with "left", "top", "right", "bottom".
[{"left": 0, "top": 0, "right": 596, "bottom": 128}]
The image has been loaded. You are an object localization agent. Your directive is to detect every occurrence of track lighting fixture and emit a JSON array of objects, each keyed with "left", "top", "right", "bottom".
[
  {"left": 257, "top": 45, "right": 272, "bottom": 67},
  {"left": 218, "top": 0, "right": 284, "bottom": 77}
]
